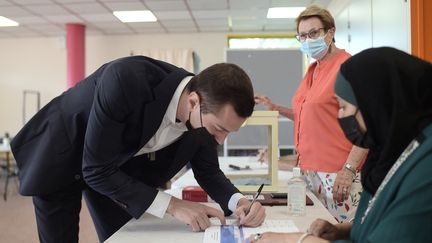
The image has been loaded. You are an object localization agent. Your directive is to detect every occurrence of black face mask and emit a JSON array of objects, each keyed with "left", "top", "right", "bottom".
[
  {"left": 185, "top": 110, "right": 219, "bottom": 147},
  {"left": 338, "top": 111, "right": 371, "bottom": 148}
]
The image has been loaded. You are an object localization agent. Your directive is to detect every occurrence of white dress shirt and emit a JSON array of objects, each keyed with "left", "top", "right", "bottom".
[{"left": 134, "top": 76, "right": 244, "bottom": 218}]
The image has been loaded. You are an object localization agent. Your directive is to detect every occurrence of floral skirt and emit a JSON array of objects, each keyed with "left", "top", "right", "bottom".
[{"left": 303, "top": 170, "right": 362, "bottom": 223}]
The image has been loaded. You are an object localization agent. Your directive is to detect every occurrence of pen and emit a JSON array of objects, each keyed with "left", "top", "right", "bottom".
[
  {"left": 229, "top": 164, "right": 241, "bottom": 170},
  {"left": 246, "top": 183, "right": 264, "bottom": 215},
  {"left": 229, "top": 164, "right": 251, "bottom": 170}
]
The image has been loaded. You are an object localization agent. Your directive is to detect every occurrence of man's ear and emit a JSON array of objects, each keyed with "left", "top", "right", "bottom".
[{"left": 187, "top": 91, "right": 200, "bottom": 111}]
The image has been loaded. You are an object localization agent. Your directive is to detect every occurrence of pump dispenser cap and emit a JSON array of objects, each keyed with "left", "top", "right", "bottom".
[{"left": 293, "top": 167, "right": 301, "bottom": 177}]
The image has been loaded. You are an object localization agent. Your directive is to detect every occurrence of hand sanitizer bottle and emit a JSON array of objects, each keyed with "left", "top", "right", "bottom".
[
  {"left": 2, "top": 132, "right": 10, "bottom": 147},
  {"left": 288, "top": 167, "right": 306, "bottom": 216}
]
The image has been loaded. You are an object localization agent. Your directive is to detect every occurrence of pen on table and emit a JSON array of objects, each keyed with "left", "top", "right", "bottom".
[
  {"left": 229, "top": 164, "right": 241, "bottom": 170},
  {"left": 229, "top": 164, "right": 251, "bottom": 170},
  {"left": 246, "top": 183, "right": 264, "bottom": 215}
]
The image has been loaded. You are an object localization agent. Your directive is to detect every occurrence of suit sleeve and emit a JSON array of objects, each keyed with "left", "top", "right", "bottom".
[
  {"left": 190, "top": 145, "right": 240, "bottom": 215},
  {"left": 82, "top": 60, "right": 161, "bottom": 218}
]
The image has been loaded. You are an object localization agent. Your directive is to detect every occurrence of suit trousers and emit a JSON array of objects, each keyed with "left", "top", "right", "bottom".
[{"left": 32, "top": 179, "right": 132, "bottom": 243}]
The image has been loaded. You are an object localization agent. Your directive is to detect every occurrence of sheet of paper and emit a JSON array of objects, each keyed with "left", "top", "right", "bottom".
[
  {"left": 244, "top": 195, "right": 265, "bottom": 200},
  {"left": 204, "top": 219, "right": 298, "bottom": 243}
]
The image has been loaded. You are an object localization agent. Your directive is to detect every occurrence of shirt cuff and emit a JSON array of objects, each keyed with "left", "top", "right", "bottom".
[
  {"left": 142, "top": 191, "right": 172, "bottom": 219},
  {"left": 228, "top": 193, "right": 246, "bottom": 214}
]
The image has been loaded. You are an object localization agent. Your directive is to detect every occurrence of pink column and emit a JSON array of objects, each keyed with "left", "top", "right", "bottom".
[{"left": 66, "top": 23, "right": 85, "bottom": 88}]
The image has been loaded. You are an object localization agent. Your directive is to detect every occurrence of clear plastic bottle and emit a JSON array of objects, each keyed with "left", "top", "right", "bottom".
[
  {"left": 2, "top": 132, "right": 10, "bottom": 147},
  {"left": 288, "top": 167, "right": 306, "bottom": 216}
]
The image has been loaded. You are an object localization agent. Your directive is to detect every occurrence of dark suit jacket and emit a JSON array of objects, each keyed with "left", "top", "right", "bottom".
[{"left": 11, "top": 56, "right": 240, "bottom": 218}]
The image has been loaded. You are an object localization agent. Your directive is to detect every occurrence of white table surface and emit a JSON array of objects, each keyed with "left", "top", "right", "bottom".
[
  {"left": 0, "top": 144, "right": 11, "bottom": 152},
  {"left": 105, "top": 157, "right": 337, "bottom": 243}
]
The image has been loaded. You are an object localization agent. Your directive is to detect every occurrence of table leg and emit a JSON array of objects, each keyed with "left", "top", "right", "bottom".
[{"left": 3, "top": 152, "right": 10, "bottom": 201}]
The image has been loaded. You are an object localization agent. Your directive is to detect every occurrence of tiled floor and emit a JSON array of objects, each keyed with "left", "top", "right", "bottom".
[{"left": 0, "top": 175, "right": 99, "bottom": 243}]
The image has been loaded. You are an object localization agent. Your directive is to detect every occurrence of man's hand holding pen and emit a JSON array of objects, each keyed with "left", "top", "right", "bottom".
[{"left": 235, "top": 184, "right": 266, "bottom": 227}]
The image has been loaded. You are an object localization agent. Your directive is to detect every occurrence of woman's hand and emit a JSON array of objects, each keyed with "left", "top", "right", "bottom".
[
  {"left": 332, "top": 170, "right": 354, "bottom": 202},
  {"left": 278, "top": 154, "right": 299, "bottom": 171},
  {"left": 254, "top": 95, "right": 276, "bottom": 111},
  {"left": 309, "top": 219, "right": 353, "bottom": 241},
  {"left": 248, "top": 232, "right": 331, "bottom": 243},
  {"left": 257, "top": 148, "right": 268, "bottom": 164},
  {"left": 248, "top": 232, "right": 302, "bottom": 243},
  {"left": 255, "top": 94, "right": 294, "bottom": 119},
  {"left": 257, "top": 150, "right": 298, "bottom": 171},
  {"left": 309, "top": 219, "right": 340, "bottom": 240}
]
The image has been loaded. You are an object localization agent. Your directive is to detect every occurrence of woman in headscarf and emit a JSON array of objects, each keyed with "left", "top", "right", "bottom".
[{"left": 249, "top": 47, "right": 432, "bottom": 242}]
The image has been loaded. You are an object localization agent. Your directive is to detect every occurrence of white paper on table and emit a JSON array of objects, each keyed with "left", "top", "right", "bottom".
[{"left": 203, "top": 219, "right": 298, "bottom": 243}]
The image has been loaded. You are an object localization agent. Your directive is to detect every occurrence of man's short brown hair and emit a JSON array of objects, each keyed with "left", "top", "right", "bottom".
[{"left": 186, "top": 63, "right": 255, "bottom": 118}]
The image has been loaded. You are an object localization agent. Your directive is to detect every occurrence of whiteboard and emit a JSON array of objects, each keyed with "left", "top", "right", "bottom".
[{"left": 225, "top": 48, "right": 304, "bottom": 149}]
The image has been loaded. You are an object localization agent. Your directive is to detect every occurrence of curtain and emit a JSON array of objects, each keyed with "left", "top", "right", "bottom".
[{"left": 139, "top": 48, "right": 195, "bottom": 73}]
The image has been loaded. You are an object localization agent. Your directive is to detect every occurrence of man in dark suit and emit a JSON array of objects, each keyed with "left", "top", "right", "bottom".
[{"left": 11, "top": 56, "right": 266, "bottom": 242}]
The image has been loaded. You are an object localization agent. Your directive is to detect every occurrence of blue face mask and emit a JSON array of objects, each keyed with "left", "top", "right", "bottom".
[{"left": 300, "top": 36, "right": 329, "bottom": 60}]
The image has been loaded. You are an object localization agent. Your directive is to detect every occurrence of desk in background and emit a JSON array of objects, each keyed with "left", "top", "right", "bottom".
[{"left": 0, "top": 145, "right": 14, "bottom": 200}]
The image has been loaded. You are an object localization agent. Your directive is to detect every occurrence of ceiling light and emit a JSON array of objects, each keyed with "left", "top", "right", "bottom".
[
  {"left": 113, "top": 10, "right": 157, "bottom": 23},
  {"left": 267, "top": 7, "right": 306, "bottom": 19},
  {"left": 0, "top": 16, "right": 19, "bottom": 27}
]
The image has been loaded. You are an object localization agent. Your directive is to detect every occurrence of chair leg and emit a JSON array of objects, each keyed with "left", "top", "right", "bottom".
[
  {"left": 4, "top": 170, "right": 9, "bottom": 201},
  {"left": 3, "top": 153, "right": 10, "bottom": 201}
]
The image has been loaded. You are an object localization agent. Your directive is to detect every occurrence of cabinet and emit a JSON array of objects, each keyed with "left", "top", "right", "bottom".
[{"left": 330, "top": 0, "right": 410, "bottom": 55}]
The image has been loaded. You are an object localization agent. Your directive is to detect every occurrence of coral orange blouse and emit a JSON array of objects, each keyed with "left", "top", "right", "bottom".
[{"left": 292, "top": 50, "right": 353, "bottom": 172}]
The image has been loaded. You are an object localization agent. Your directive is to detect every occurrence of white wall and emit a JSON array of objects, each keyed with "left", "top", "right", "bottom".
[
  {"left": 329, "top": 0, "right": 410, "bottom": 55},
  {"left": 85, "top": 33, "right": 227, "bottom": 74},
  {"left": 0, "top": 38, "right": 66, "bottom": 136},
  {"left": 371, "top": 0, "right": 410, "bottom": 51},
  {"left": 0, "top": 32, "right": 227, "bottom": 135}
]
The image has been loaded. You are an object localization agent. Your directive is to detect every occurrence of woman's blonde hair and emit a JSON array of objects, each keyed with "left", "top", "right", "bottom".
[{"left": 295, "top": 5, "right": 335, "bottom": 33}]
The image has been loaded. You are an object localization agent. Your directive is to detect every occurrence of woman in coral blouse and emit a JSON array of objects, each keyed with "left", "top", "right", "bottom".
[{"left": 255, "top": 5, "right": 368, "bottom": 222}]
